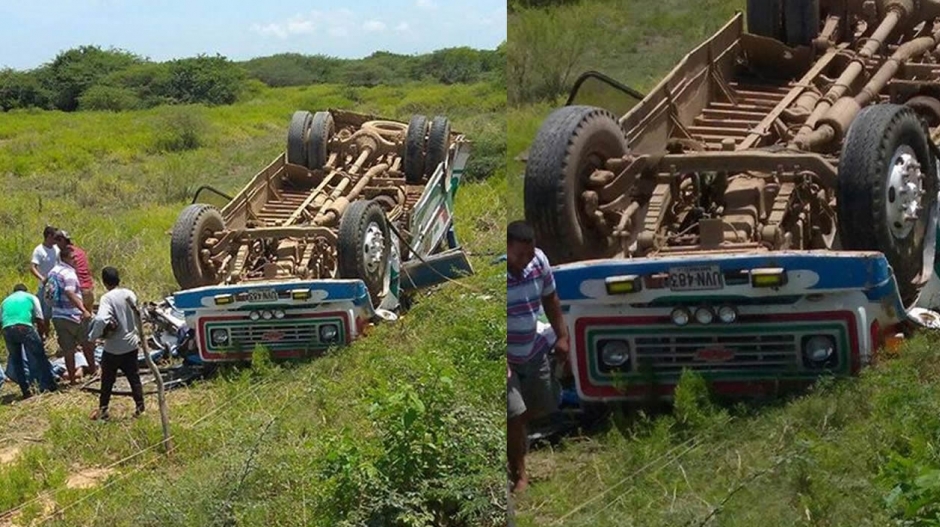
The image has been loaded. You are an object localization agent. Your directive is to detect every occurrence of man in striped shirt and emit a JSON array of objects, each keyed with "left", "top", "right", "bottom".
[{"left": 507, "top": 220, "right": 569, "bottom": 493}]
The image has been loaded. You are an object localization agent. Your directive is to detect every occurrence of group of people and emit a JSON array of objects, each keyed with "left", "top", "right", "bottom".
[{"left": 0, "top": 226, "right": 146, "bottom": 420}]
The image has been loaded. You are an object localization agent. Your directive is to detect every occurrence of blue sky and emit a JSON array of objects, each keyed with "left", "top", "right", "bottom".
[{"left": 0, "top": 0, "right": 507, "bottom": 70}]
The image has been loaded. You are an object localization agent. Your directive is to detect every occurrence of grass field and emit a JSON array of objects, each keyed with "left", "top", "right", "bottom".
[
  {"left": 508, "top": 0, "right": 940, "bottom": 525},
  {"left": 0, "top": 81, "right": 507, "bottom": 526}
]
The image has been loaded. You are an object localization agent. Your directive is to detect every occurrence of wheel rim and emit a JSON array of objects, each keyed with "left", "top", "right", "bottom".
[
  {"left": 885, "top": 145, "right": 926, "bottom": 241},
  {"left": 362, "top": 222, "right": 386, "bottom": 275}
]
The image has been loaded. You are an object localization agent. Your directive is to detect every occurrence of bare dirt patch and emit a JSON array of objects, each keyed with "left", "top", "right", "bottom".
[
  {"left": 0, "top": 447, "right": 20, "bottom": 465},
  {"left": 66, "top": 467, "right": 115, "bottom": 489}
]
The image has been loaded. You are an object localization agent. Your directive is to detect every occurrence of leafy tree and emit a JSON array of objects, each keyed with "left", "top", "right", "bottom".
[
  {"left": 421, "top": 47, "right": 484, "bottom": 84},
  {"left": 78, "top": 85, "right": 140, "bottom": 111},
  {"left": 100, "top": 62, "right": 174, "bottom": 107},
  {"left": 0, "top": 69, "right": 52, "bottom": 111},
  {"left": 340, "top": 62, "right": 396, "bottom": 87},
  {"left": 44, "top": 45, "right": 142, "bottom": 111},
  {"left": 164, "top": 55, "right": 246, "bottom": 105},
  {"left": 242, "top": 53, "right": 343, "bottom": 87}
]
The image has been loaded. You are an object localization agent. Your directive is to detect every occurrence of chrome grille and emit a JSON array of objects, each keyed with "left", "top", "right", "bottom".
[
  {"left": 228, "top": 323, "right": 323, "bottom": 346},
  {"left": 632, "top": 333, "right": 801, "bottom": 372}
]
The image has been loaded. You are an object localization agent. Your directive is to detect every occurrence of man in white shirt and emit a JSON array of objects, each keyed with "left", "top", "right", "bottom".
[
  {"left": 30, "top": 226, "right": 60, "bottom": 339},
  {"left": 88, "top": 266, "right": 144, "bottom": 420}
]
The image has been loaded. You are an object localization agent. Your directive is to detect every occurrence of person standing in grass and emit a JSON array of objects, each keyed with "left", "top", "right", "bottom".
[
  {"left": 88, "top": 267, "right": 144, "bottom": 420},
  {"left": 54, "top": 230, "right": 97, "bottom": 377},
  {"left": 506, "top": 220, "right": 570, "bottom": 494},
  {"left": 30, "top": 226, "right": 60, "bottom": 340},
  {"left": 1, "top": 284, "right": 57, "bottom": 398},
  {"left": 45, "top": 245, "right": 95, "bottom": 385}
]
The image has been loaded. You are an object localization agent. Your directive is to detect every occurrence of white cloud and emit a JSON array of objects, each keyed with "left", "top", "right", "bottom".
[
  {"left": 328, "top": 26, "right": 349, "bottom": 38},
  {"left": 394, "top": 22, "right": 410, "bottom": 32},
  {"left": 362, "top": 20, "right": 386, "bottom": 32},
  {"left": 250, "top": 9, "right": 357, "bottom": 40},
  {"left": 415, "top": 0, "right": 436, "bottom": 9}
]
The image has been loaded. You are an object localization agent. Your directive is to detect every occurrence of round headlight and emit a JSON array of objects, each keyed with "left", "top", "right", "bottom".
[
  {"left": 717, "top": 305, "right": 737, "bottom": 324},
  {"left": 694, "top": 307, "right": 714, "bottom": 325},
  {"left": 261, "top": 310, "right": 273, "bottom": 320},
  {"left": 274, "top": 309, "right": 285, "bottom": 319},
  {"left": 249, "top": 311, "right": 261, "bottom": 321},
  {"left": 600, "top": 340, "right": 630, "bottom": 366},
  {"left": 210, "top": 328, "right": 229, "bottom": 345},
  {"left": 804, "top": 335, "right": 835, "bottom": 363},
  {"left": 671, "top": 307, "right": 691, "bottom": 326},
  {"left": 320, "top": 324, "right": 339, "bottom": 341}
]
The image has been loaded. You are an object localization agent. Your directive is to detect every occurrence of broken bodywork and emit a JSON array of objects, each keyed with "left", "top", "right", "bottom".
[{"left": 524, "top": 0, "right": 940, "bottom": 401}]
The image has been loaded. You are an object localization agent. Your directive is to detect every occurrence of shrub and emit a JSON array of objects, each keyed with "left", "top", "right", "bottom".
[
  {"left": 151, "top": 106, "right": 210, "bottom": 153},
  {"left": 316, "top": 379, "right": 505, "bottom": 527},
  {"left": 507, "top": 6, "right": 596, "bottom": 105},
  {"left": 78, "top": 85, "right": 141, "bottom": 111}
]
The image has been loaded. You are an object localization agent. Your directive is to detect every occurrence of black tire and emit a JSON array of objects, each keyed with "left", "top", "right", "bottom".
[
  {"left": 747, "top": 0, "right": 784, "bottom": 41},
  {"left": 287, "top": 111, "right": 312, "bottom": 166},
  {"left": 784, "top": 0, "right": 820, "bottom": 47},
  {"left": 838, "top": 104, "right": 937, "bottom": 305},
  {"left": 337, "top": 200, "right": 390, "bottom": 306},
  {"left": 171, "top": 204, "right": 225, "bottom": 290},
  {"left": 425, "top": 116, "right": 451, "bottom": 179},
  {"left": 524, "top": 105, "right": 627, "bottom": 264},
  {"left": 307, "top": 111, "right": 334, "bottom": 171},
  {"left": 404, "top": 114, "right": 428, "bottom": 184}
]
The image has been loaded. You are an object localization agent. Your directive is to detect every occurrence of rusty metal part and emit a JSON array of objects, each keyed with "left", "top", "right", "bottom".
[
  {"left": 550, "top": 4, "right": 940, "bottom": 266},
  {"left": 196, "top": 108, "right": 464, "bottom": 284}
]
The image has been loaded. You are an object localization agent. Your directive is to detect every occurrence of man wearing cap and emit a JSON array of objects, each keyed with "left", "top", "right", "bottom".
[
  {"left": 54, "top": 230, "right": 97, "bottom": 377},
  {"left": 30, "top": 226, "right": 60, "bottom": 339},
  {"left": 45, "top": 245, "right": 95, "bottom": 384},
  {"left": 1, "top": 284, "right": 57, "bottom": 397}
]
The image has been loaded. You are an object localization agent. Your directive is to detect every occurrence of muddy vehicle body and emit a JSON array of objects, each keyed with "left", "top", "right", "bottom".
[
  {"left": 170, "top": 109, "right": 472, "bottom": 362},
  {"left": 525, "top": 0, "right": 940, "bottom": 401}
]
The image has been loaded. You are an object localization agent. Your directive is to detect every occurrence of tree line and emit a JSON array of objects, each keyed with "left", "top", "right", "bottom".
[{"left": 0, "top": 44, "right": 505, "bottom": 112}]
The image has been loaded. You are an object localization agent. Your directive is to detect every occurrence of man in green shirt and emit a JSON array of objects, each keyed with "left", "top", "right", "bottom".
[{"left": 1, "top": 284, "right": 57, "bottom": 397}]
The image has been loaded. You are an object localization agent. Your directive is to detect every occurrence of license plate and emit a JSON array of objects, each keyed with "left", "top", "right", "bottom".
[
  {"left": 246, "top": 289, "right": 278, "bottom": 302},
  {"left": 668, "top": 265, "right": 724, "bottom": 291}
]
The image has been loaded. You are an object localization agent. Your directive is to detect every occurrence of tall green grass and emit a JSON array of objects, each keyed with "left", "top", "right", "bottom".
[
  {"left": 514, "top": 337, "right": 940, "bottom": 526},
  {"left": 508, "top": 0, "right": 745, "bottom": 106},
  {"left": 0, "top": 81, "right": 506, "bottom": 526}
]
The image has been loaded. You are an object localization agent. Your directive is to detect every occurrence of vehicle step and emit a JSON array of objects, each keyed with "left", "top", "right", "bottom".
[
  {"left": 693, "top": 117, "right": 762, "bottom": 127},
  {"left": 687, "top": 126, "right": 751, "bottom": 137},
  {"left": 700, "top": 108, "right": 768, "bottom": 119},
  {"left": 709, "top": 102, "right": 778, "bottom": 112}
]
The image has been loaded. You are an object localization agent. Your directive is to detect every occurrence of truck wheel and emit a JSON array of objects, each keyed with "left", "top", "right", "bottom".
[
  {"left": 306, "top": 111, "right": 333, "bottom": 171},
  {"left": 425, "top": 116, "right": 451, "bottom": 179},
  {"left": 838, "top": 104, "right": 937, "bottom": 305},
  {"left": 287, "top": 110, "right": 312, "bottom": 166},
  {"left": 747, "top": 0, "right": 784, "bottom": 41},
  {"left": 338, "top": 200, "right": 390, "bottom": 306},
  {"left": 403, "top": 114, "right": 428, "bottom": 184},
  {"left": 784, "top": 0, "right": 820, "bottom": 47},
  {"left": 171, "top": 204, "right": 225, "bottom": 290},
  {"left": 524, "top": 105, "right": 626, "bottom": 264}
]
